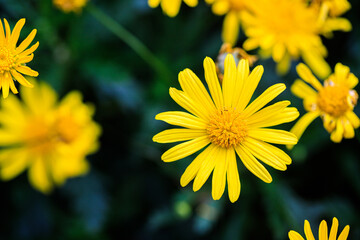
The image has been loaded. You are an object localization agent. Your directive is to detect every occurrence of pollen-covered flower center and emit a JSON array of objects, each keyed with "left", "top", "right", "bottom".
[
  {"left": 228, "top": 0, "right": 246, "bottom": 10},
  {"left": 317, "top": 84, "right": 357, "bottom": 117},
  {"left": 206, "top": 108, "right": 247, "bottom": 148},
  {"left": 24, "top": 115, "right": 80, "bottom": 154},
  {"left": 0, "top": 47, "right": 16, "bottom": 73}
]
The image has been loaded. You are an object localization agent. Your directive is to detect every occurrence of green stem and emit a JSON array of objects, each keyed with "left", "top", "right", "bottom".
[{"left": 87, "top": 3, "right": 172, "bottom": 82}]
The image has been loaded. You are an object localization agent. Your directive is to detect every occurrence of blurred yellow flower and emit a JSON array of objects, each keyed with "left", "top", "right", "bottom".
[
  {"left": 0, "top": 82, "right": 101, "bottom": 194},
  {"left": 148, "top": 0, "right": 198, "bottom": 17},
  {"left": 0, "top": 18, "right": 38, "bottom": 99},
  {"left": 53, "top": 0, "right": 88, "bottom": 13},
  {"left": 289, "top": 217, "right": 350, "bottom": 240},
  {"left": 288, "top": 63, "right": 358, "bottom": 148},
  {"left": 241, "top": 0, "right": 351, "bottom": 78},
  {"left": 205, "top": 0, "right": 247, "bottom": 46},
  {"left": 153, "top": 55, "right": 298, "bottom": 202}
]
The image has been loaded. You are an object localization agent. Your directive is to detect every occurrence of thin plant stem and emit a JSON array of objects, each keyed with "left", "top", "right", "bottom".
[{"left": 87, "top": 3, "right": 172, "bottom": 82}]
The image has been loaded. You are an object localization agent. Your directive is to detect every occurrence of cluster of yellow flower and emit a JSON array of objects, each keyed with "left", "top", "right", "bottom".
[{"left": 0, "top": 0, "right": 357, "bottom": 238}]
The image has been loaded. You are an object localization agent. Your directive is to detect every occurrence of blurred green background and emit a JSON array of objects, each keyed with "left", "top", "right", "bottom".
[{"left": 0, "top": 0, "right": 359, "bottom": 239}]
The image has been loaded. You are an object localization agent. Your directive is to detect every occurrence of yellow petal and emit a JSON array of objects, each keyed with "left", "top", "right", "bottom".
[
  {"left": 338, "top": 225, "right": 350, "bottom": 240},
  {"left": 242, "top": 83, "right": 286, "bottom": 118},
  {"left": 155, "top": 111, "right": 207, "bottom": 129},
  {"left": 276, "top": 52, "right": 292, "bottom": 76},
  {"left": 343, "top": 118, "right": 355, "bottom": 139},
  {"left": 232, "top": 59, "right": 249, "bottom": 107},
  {"left": 319, "top": 220, "right": 328, "bottom": 240},
  {"left": 248, "top": 128, "right": 298, "bottom": 145},
  {"left": 330, "top": 119, "right": 344, "bottom": 143},
  {"left": 183, "top": 0, "right": 198, "bottom": 7},
  {"left": 212, "top": 1, "right": 229, "bottom": 15},
  {"left": 302, "top": 50, "right": 331, "bottom": 80},
  {"left": 273, "top": 43, "right": 285, "bottom": 62},
  {"left": 18, "top": 41, "right": 39, "bottom": 57},
  {"left": 334, "top": 63, "right": 350, "bottom": 82},
  {"left": 15, "top": 29, "right": 37, "bottom": 54},
  {"left": 288, "top": 230, "right": 305, "bottom": 240},
  {"left": 169, "top": 88, "right": 210, "bottom": 120},
  {"left": 329, "top": 217, "right": 338, "bottom": 240},
  {"left": 291, "top": 79, "right": 317, "bottom": 100},
  {"left": 234, "top": 65, "right": 264, "bottom": 112},
  {"left": 2, "top": 73, "right": 10, "bottom": 98},
  {"left": 304, "top": 220, "right": 315, "bottom": 240},
  {"left": 247, "top": 101, "right": 290, "bottom": 126},
  {"left": 161, "top": 0, "right": 182, "bottom": 17},
  {"left": 0, "top": 19, "right": 5, "bottom": 44},
  {"left": 3, "top": 19, "right": 11, "bottom": 40},
  {"left": 211, "top": 147, "right": 228, "bottom": 200},
  {"left": 287, "top": 111, "right": 320, "bottom": 149},
  {"left": 17, "top": 53, "right": 34, "bottom": 64},
  {"left": 161, "top": 136, "right": 210, "bottom": 162},
  {"left": 179, "top": 69, "right": 216, "bottom": 113},
  {"left": 0, "top": 150, "right": 28, "bottom": 180},
  {"left": 10, "top": 69, "right": 34, "bottom": 88},
  {"left": 15, "top": 65, "right": 39, "bottom": 77},
  {"left": 235, "top": 145, "right": 272, "bottom": 183},
  {"left": 242, "top": 138, "right": 288, "bottom": 170},
  {"left": 28, "top": 157, "right": 52, "bottom": 194},
  {"left": 180, "top": 144, "right": 215, "bottom": 187},
  {"left": 148, "top": 0, "right": 161, "bottom": 8},
  {"left": 10, "top": 18, "right": 25, "bottom": 47},
  {"left": 296, "top": 63, "right": 323, "bottom": 90},
  {"left": 345, "top": 111, "right": 360, "bottom": 128},
  {"left": 153, "top": 128, "right": 206, "bottom": 143},
  {"left": 227, "top": 148, "right": 240, "bottom": 203},
  {"left": 203, "top": 57, "right": 224, "bottom": 109},
  {"left": 193, "top": 145, "right": 219, "bottom": 191},
  {"left": 222, "top": 54, "right": 237, "bottom": 107},
  {"left": 222, "top": 11, "right": 240, "bottom": 46}
]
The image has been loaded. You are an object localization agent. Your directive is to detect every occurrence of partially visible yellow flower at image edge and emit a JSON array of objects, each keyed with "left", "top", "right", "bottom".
[
  {"left": 240, "top": 0, "right": 351, "bottom": 78},
  {"left": 0, "top": 18, "right": 39, "bottom": 99},
  {"left": 53, "top": 0, "right": 88, "bottom": 13},
  {"left": 0, "top": 81, "right": 101, "bottom": 194},
  {"left": 205, "top": 0, "right": 248, "bottom": 46},
  {"left": 287, "top": 63, "right": 359, "bottom": 148},
  {"left": 153, "top": 54, "right": 299, "bottom": 203},
  {"left": 289, "top": 217, "right": 350, "bottom": 240},
  {"left": 148, "top": 0, "right": 198, "bottom": 17}
]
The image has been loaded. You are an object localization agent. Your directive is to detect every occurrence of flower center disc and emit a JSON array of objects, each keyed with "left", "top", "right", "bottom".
[
  {"left": 317, "top": 84, "right": 356, "bottom": 117},
  {"left": 206, "top": 108, "right": 247, "bottom": 148},
  {"left": 0, "top": 47, "right": 15, "bottom": 73}
]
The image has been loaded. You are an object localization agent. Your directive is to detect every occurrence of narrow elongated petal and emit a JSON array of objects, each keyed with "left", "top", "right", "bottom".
[
  {"left": 222, "top": 11, "right": 239, "bottom": 46},
  {"left": 212, "top": 147, "right": 228, "bottom": 200},
  {"left": 242, "top": 83, "right": 286, "bottom": 118},
  {"left": 249, "top": 107, "right": 299, "bottom": 129},
  {"left": 183, "top": 0, "right": 198, "bottom": 7},
  {"left": 287, "top": 111, "right": 320, "bottom": 149},
  {"left": 161, "top": 136, "right": 210, "bottom": 162},
  {"left": 330, "top": 119, "right": 344, "bottom": 143},
  {"left": 248, "top": 128, "right": 298, "bottom": 145},
  {"left": 296, "top": 63, "right": 323, "bottom": 90},
  {"left": 329, "top": 218, "right": 338, "bottom": 240},
  {"left": 28, "top": 157, "right": 52, "bottom": 194},
  {"left": 10, "top": 70, "right": 34, "bottom": 87},
  {"left": 246, "top": 101, "right": 290, "bottom": 126},
  {"left": 204, "top": 57, "right": 224, "bottom": 109},
  {"left": 304, "top": 220, "right": 315, "bottom": 240},
  {"left": 169, "top": 88, "right": 210, "bottom": 120},
  {"left": 15, "top": 29, "right": 37, "bottom": 54},
  {"left": 227, "top": 148, "right": 240, "bottom": 203},
  {"left": 338, "top": 225, "right": 350, "bottom": 240},
  {"left": 161, "top": 0, "right": 182, "bottom": 17},
  {"left": 288, "top": 231, "right": 305, "bottom": 240},
  {"left": 148, "top": 0, "right": 161, "bottom": 8},
  {"left": 291, "top": 79, "right": 317, "bottom": 99},
  {"left": 180, "top": 144, "right": 215, "bottom": 187},
  {"left": 319, "top": 220, "right": 328, "bottom": 240},
  {"left": 232, "top": 59, "right": 249, "bottom": 106},
  {"left": 10, "top": 18, "right": 25, "bottom": 47},
  {"left": 179, "top": 69, "right": 216, "bottom": 113},
  {"left": 222, "top": 54, "right": 237, "bottom": 107},
  {"left": 15, "top": 66, "right": 39, "bottom": 77},
  {"left": 193, "top": 145, "right": 219, "bottom": 191},
  {"left": 0, "top": 150, "right": 28, "bottom": 180},
  {"left": 235, "top": 145, "right": 272, "bottom": 183},
  {"left": 18, "top": 42, "right": 39, "bottom": 57},
  {"left": 155, "top": 111, "right": 207, "bottom": 129},
  {"left": 153, "top": 128, "right": 206, "bottom": 143}
]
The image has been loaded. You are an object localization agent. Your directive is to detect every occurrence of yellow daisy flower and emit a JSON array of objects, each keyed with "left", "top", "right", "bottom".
[
  {"left": 288, "top": 63, "right": 358, "bottom": 148},
  {"left": 0, "top": 18, "right": 38, "bottom": 99},
  {"left": 0, "top": 82, "right": 101, "bottom": 194},
  {"left": 153, "top": 55, "right": 299, "bottom": 202},
  {"left": 148, "top": 0, "right": 198, "bottom": 17},
  {"left": 241, "top": 0, "right": 350, "bottom": 78},
  {"left": 53, "top": 0, "right": 88, "bottom": 13},
  {"left": 205, "top": 0, "right": 247, "bottom": 46},
  {"left": 289, "top": 217, "right": 350, "bottom": 240}
]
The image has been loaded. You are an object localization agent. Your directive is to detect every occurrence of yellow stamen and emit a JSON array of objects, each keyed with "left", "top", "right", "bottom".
[
  {"left": 0, "top": 47, "right": 18, "bottom": 74},
  {"left": 207, "top": 108, "right": 247, "bottom": 148},
  {"left": 317, "top": 80, "right": 358, "bottom": 117}
]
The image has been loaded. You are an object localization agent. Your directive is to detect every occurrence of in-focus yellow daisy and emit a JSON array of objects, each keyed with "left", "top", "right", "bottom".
[
  {"left": 289, "top": 217, "right": 350, "bottom": 240},
  {"left": 0, "top": 82, "right": 101, "bottom": 194},
  {"left": 0, "top": 18, "right": 38, "bottom": 98},
  {"left": 148, "top": 0, "right": 198, "bottom": 17},
  {"left": 53, "top": 0, "right": 88, "bottom": 13},
  {"left": 241, "top": 0, "right": 351, "bottom": 78},
  {"left": 288, "top": 63, "right": 358, "bottom": 148},
  {"left": 205, "top": 0, "right": 247, "bottom": 46},
  {"left": 153, "top": 55, "right": 299, "bottom": 202}
]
